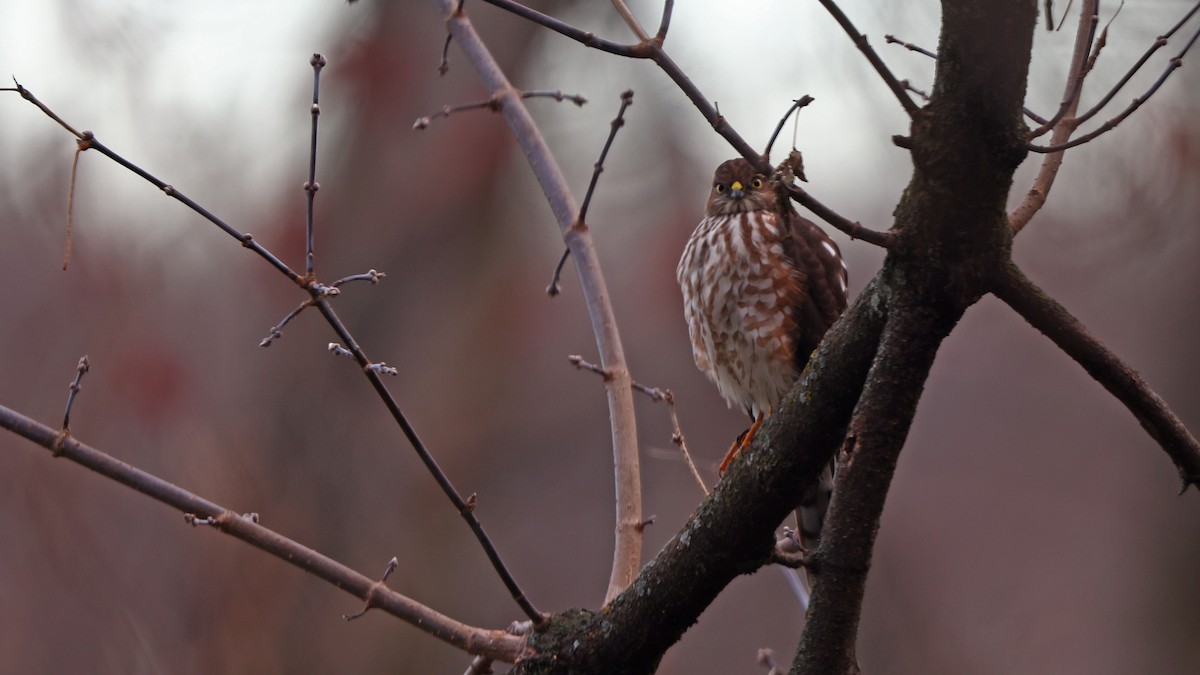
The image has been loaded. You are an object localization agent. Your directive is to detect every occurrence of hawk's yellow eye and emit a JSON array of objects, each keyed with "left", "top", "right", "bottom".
[
  {"left": 750, "top": 178, "right": 764, "bottom": 189},
  {"left": 715, "top": 184, "right": 726, "bottom": 193}
]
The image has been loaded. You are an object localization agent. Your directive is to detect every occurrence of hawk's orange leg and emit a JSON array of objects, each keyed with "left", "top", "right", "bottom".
[{"left": 719, "top": 414, "right": 764, "bottom": 475}]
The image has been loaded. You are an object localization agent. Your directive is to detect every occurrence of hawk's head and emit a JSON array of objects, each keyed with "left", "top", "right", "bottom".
[{"left": 706, "top": 158, "right": 775, "bottom": 216}]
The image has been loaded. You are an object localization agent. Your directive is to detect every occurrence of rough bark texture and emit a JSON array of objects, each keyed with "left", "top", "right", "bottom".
[
  {"left": 513, "top": 1, "right": 1041, "bottom": 672},
  {"left": 794, "top": 2, "right": 1037, "bottom": 671}
]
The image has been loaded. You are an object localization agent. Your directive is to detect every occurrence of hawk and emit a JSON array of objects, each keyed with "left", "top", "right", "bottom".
[{"left": 676, "top": 157, "right": 848, "bottom": 545}]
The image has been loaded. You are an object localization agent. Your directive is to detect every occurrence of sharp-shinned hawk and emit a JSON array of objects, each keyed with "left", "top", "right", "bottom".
[{"left": 676, "top": 157, "right": 848, "bottom": 548}]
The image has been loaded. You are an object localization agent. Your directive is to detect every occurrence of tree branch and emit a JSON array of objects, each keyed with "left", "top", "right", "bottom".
[
  {"left": 475, "top": 0, "right": 887, "bottom": 249},
  {"left": 992, "top": 264, "right": 1200, "bottom": 491},
  {"left": 8, "top": 80, "right": 544, "bottom": 625},
  {"left": 794, "top": 301, "right": 957, "bottom": 673},
  {"left": 0, "top": 403, "right": 528, "bottom": 662},
  {"left": 816, "top": 0, "right": 920, "bottom": 117},
  {"left": 513, "top": 279, "right": 890, "bottom": 673},
  {"left": 1009, "top": 0, "right": 1095, "bottom": 233},
  {"left": 438, "top": 0, "right": 644, "bottom": 603}
]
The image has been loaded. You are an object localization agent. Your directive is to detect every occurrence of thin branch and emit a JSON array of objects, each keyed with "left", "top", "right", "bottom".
[
  {"left": 898, "top": 79, "right": 929, "bottom": 102},
  {"left": 883, "top": 33, "right": 936, "bottom": 58},
  {"left": 610, "top": 0, "right": 650, "bottom": 42},
  {"left": 1010, "top": 0, "right": 1096, "bottom": 232},
  {"left": 61, "top": 355, "right": 90, "bottom": 431},
  {"left": 1073, "top": 0, "right": 1193, "bottom": 128},
  {"left": 885, "top": 34, "right": 1049, "bottom": 124},
  {"left": 569, "top": 355, "right": 707, "bottom": 496},
  {"left": 1028, "top": 0, "right": 1098, "bottom": 140},
  {"left": 12, "top": 80, "right": 544, "bottom": 625},
  {"left": 5, "top": 79, "right": 83, "bottom": 137},
  {"left": 343, "top": 557, "right": 400, "bottom": 621},
  {"left": 478, "top": 1, "right": 879, "bottom": 251},
  {"left": 441, "top": 0, "right": 644, "bottom": 604},
  {"left": 476, "top": 0, "right": 643, "bottom": 56},
  {"left": 784, "top": 184, "right": 892, "bottom": 248},
  {"left": 314, "top": 297, "right": 543, "bottom": 622},
  {"left": 414, "top": 90, "right": 587, "bottom": 130},
  {"left": 439, "top": 1, "right": 465, "bottom": 76},
  {"left": 305, "top": 53, "right": 326, "bottom": 279},
  {"left": 260, "top": 299, "right": 315, "bottom": 347},
  {"left": 762, "top": 96, "right": 814, "bottom": 163},
  {"left": 816, "top": 0, "right": 920, "bottom": 117},
  {"left": 78, "top": 133, "right": 304, "bottom": 284},
  {"left": 549, "top": 90, "right": 634, "bottom": 296},
  {"left": 992, "top": 264, "right": 1200, "bottom": 491},
  {"left": 332, "top": 268, "right": 387, "bottom": 287},
  {"left": 0, "top": 403, "right": 528, "bottom": 662},
  {"left": 1029, "top": 18, "right": 1200, "bottom": 153}
]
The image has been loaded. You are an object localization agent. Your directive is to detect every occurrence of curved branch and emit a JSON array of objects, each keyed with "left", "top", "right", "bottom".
[
  {"left": 1009, "top": 0, "right": 1095, "bottom": 233},
  {"left": 992, "top": 264, "right": 1200, "bottom": 491},
  {"left": 439, "top": 0, "right": 643, "bottom": 603},
  {"left": 513, "top": 279, "right": 889, "bottom": 673},
  {"left": 0, "top": 403, "right": 528, "bottom": 662},
  {"left": 1027, "top": 0, "right": 1097, "bottom": 140}
]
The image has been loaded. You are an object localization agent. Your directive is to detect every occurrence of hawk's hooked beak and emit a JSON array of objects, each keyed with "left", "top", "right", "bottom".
[{"left": 729, "top": 180, "right": 744, "bottom": 200}]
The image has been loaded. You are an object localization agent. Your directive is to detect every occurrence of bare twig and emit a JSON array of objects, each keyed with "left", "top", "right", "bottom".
[
  {"left": 477, "top": 0, "right": 643, "bottom": 56},
  {"left": 762, "top": 96, "right": 814, "bottom": 163},
  {"left": 261, "top": 299, "right": 315, "bottom": 347},
  {"left": 477, "top": 1, "right": 882, "bottom": 251},
  {"left": 569, "top": 355, "right": 707, "bottom": 495},
  {"left": 992, "top": 265, "right": 1200, "bottom": 492},
  {"left": 344, "top": 557, "right": 400, "bottom": 620},
  {"left": 305, "top": 53, "right": 326, "bottom": 278},
  {"left": 885, "top": 34, "right": 1049, "bottom": 125},
  {"left": 441, "top": 0, "right": 644, "bottom": 603},
  {"left": 783, "top": 184, "right": 892, "bottom": 248},
  {"left": 5, "top": 79, "right": 83, "bottom": 137},
  {"left": 883, "top": 33, "right": 936, "bottom": 58},
  {"left": 1073, "top": 0, "right": 1184, "bottom": 129},
  {"left": 11, "top": 79, "right": 545, "bottom": 625},
  {"left": 1028, "top": 0, "right": 1098, "bottom": 140},
  {"left": 61, "top": 355, "right": 90, "bottom": 431},
  {"left": 817, "top": 0, "right": 920, "bottom": 117},
  {"left": 899, "top": 79, "right": 930, "bottom": 102},
  {"left": 0, "top": 403, "right": 529, "bottom": 662},
  {"left": 1030, "top": 15, "right": 1200, "bottom": 153},
  {"left": 548, "top": 90, "right": 634, "bottom": 297},
  {"left": 414, "top": 90, "right": 587, "bottom": 130},
  {"left": 1010, "top": 0, "right": 1096, "bottom": 232},
  {"left": 332, "top": 268, "right": 387, "bottom": 287}
]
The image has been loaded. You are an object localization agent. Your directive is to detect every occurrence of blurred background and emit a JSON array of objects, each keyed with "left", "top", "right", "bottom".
[{"left": 2, "top": 1, "right": 1199, "bottom": 673}]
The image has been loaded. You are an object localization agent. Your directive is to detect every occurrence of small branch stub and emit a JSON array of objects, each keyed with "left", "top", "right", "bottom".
[
  {"left": 344, "top": 556, "right": 400, "bottom": 621},
  {"left": 61, "top": 355, "right": 91, "bottom": 431}
]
